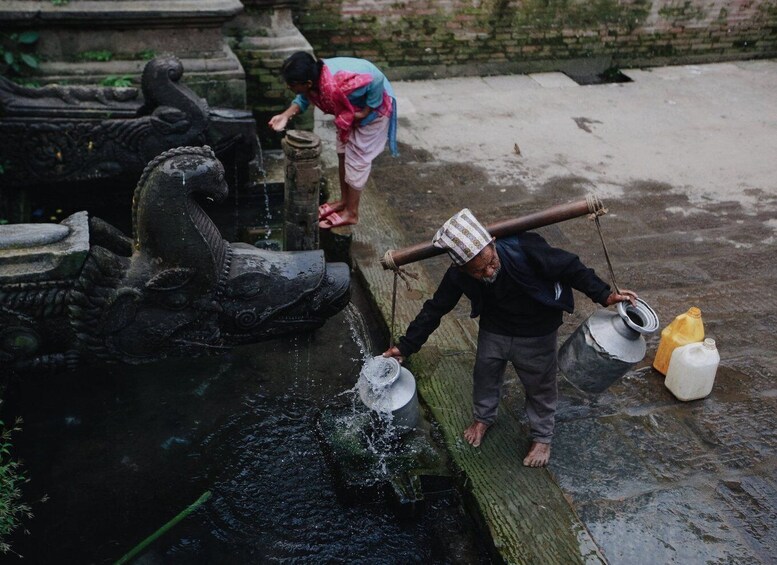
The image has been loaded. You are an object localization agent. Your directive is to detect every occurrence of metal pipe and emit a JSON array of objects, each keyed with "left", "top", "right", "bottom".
[{"left": 381, "top": 197, "right": 604, "bottom": 269}]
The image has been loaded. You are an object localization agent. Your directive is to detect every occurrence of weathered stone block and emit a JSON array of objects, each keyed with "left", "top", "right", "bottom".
[{"left": 0, "top": 211, "right": 89, "bottom": 283}]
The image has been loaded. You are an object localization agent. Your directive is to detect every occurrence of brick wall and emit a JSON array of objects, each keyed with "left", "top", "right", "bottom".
[
  {"left": 292, "top": 0, "right": 777, "bottom": 78},
  {"left": 232, "top": 0, "right": 776, "bottom": 147}
]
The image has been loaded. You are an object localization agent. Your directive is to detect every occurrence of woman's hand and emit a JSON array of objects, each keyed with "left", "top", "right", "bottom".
[
  {"left": 382, "top": 346, "right": 405, "bottom": 364},
  {"left": 605, "top": 289, "right": 638, "bottom": 307},
  {"left": 268, "top": 114, "right": 290, "bottom": 132}
]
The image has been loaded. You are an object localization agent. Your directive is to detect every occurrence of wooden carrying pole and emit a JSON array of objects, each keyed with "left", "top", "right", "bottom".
[{"left": 381, "top": 196, "right": 604, "bottom": 270}]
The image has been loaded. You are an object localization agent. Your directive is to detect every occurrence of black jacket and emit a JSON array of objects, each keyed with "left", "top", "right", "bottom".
[{"left": 397, "top": 232, "right": 612, "bottom": 357}]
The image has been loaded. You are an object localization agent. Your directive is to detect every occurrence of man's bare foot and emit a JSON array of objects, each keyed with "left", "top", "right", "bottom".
[
  {"left": 463, "top": 421, "right": 490, "bottom": 447},
  {"left": 522, "top": 441, "right": 551, "bottom": 467}
]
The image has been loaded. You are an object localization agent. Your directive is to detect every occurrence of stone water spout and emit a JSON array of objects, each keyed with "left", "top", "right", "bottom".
[{"left": 0, "top": 146, "right": 350, "bottom": 373}]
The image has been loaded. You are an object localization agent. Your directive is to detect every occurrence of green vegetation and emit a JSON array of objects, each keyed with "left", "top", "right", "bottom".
[
  {"left": 50, "top": 0, "right": 69, "bottom": 5},
  {"left": 135, "top": 49, "right": 156, "bottom": 61},
  {"left": 11, "top": 79, "right": 40, "bottom": 88},
  {"left": 0, "top": 32, "right": 40, "bottom": 79},
  {"left": 101, "top": 75, "right": 133, "bottom": 88},
  {"left": 658, "top": 1, "right": 705, "bottom": 20},
  {"left": 0, "top": 416, "right": 32, "bottom": 555},
  {"left": 78, "top": 50, "right": 113, "bottom": 62}
]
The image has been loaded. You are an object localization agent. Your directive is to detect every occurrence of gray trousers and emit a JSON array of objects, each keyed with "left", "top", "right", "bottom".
[{"left": 473, "top": 329, "right": 559, "bottom": 443}]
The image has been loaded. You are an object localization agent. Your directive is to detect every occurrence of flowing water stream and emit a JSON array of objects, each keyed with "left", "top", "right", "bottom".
[{"left": 3, "top": 284, "right": 492, "bottom": 563}]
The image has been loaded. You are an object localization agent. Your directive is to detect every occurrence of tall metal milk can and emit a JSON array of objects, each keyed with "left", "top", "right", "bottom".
[
  {"left": 357, "top": 356, "right": 419, "bottom": 430},
  {"left": 558, "top": 298, "right": 659, "bottom": 393}
]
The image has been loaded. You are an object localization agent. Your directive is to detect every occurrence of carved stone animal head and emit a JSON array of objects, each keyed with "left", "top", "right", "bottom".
[
  {"left": 219, "top": 245, "right": 350, "bottom": 345},
  {"left": 74, "top": 146, "right": 349, "bottom": 364}
]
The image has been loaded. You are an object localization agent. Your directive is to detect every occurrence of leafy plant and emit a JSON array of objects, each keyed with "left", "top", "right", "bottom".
[
  {"left": 0, "top": 32, "right": 40, "bottom": 78},
  {"left": 101, "top": 75, "right": 133, "bottom": 88},
  {"left": 78, "top": 50, "right": 113, "bottom": 62},
  {"left": 0, "top": 417, "right": 32, "bottom": 555},
  {"left": 50, "top": 0, "right": 69, "bottom": 5},
  {"left": 13, "top": 79, "right": 40, "bottom": 88},
  {"left": 135, "top": 49, "right": 156, "bottom": 61}
]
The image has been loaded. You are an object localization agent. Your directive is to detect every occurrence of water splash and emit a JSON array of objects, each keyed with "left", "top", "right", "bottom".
[
  {"left": 233, "top": 158, "right": 239, "bottom": 235},
  {"left": 333, "top": 303, "right": 406, "bottom": 480},
  {"left": 287, "top": 334, "right": 307, "bottom": 409},
  {"left": 343, "top": 302, "right": 374, "bottom": 362},
  {"left": 255, "top": 141, "right": 273, "bottom": 240}
]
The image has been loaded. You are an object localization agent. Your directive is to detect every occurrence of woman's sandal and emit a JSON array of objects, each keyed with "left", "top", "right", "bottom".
[
  {"left": 318, "top": 202, "right": 340, "bottom": 220},
  {"left": 318, "top": 212, "right": 357, "bottom": 229}
]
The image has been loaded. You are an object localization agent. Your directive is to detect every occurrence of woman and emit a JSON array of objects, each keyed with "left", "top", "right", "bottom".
[{"left": 268, "top": 52, "right": 398, "bottom": 229}]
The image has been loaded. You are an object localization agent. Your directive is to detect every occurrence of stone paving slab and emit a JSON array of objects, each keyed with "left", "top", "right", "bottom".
[
  {"left": 576, "top": 484, "right": 766, "bottom": 564},
  {"left": 528, "top": 73, "right": 580, "bottom": 88}
]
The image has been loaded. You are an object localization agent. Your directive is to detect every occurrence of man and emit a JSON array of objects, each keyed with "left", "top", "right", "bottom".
[{"left": 383, "top": 209, "right": 637, "bottom": 467}]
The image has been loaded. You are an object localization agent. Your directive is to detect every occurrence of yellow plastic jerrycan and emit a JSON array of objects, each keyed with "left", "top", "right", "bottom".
[{"left": 653, "top": 306, "right": 705, "bottom": 375}]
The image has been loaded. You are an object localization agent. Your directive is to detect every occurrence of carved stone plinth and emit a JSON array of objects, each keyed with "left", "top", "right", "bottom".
[
  {"left": 0, "top": 212, "right": 89, "bottom": 283},
  {"left": 0, "top": 56, "right": 259, "bottom": 235},
  {"left": 227, "top": 0, "right": 313, "bottom": 147},
  {"left": 282, "top": 130, "right": 321, "bottom": 251},
  {"left": 0, "top": 0, "right": 246, "bottom": 108}
]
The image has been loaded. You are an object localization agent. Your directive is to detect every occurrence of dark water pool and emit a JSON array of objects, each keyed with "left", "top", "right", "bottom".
[{"left": 3, "top": 286, "right": 492, "bottom": 564}]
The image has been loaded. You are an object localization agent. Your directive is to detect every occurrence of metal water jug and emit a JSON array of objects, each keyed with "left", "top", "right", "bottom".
[
  {"left": 558, "top": 298, "right": 659, "bottom": 393},
  {"left": 357, "top": 356, "right": 419, "bottom": 430}
]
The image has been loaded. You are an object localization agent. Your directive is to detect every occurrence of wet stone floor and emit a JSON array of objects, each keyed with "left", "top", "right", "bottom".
[
  {"left": 362, "top": 140, "right": 777, "bottom": 563},
  {"left": 550, "top": 363, "right": 776, "bottom": 563}
]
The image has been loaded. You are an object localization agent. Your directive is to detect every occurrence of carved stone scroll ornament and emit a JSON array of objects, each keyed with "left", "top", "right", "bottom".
[
  {"left": 0, "top": 147, "right": 350, "bottom": 373},
  {"left": 0, "top": 56, "right": 211, "bottom": 186}
]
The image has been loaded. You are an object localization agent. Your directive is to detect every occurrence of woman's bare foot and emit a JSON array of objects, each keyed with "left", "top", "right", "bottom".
[
  {"left": 318, "top": 201, "right": 345, "bottom": 220},
  {"left": 522, "top": 441, "right": 551, "bottom": 467},
  {"left": 463, "top": 421, "right": 490, "bottom": 447}
]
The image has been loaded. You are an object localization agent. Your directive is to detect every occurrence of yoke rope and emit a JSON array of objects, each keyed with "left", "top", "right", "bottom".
[
  {"left": 586, "top": 195, "right": 621, "bottom": 294},
  {"left": 382, "top": 250, "right": 419, "bottom": 348}
]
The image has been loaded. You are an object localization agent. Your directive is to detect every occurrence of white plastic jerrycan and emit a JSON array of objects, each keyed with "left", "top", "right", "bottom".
[{"left": 664, "top": 338, "right": 720, "bottom": 401}]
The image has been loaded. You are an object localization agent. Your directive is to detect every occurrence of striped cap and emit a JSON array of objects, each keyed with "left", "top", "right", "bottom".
[{"left": 432, "top": 209, "right": 492, "bottom": 266}]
